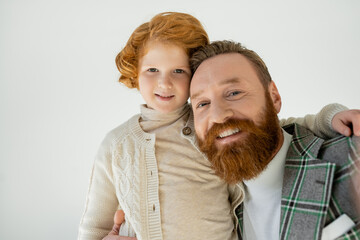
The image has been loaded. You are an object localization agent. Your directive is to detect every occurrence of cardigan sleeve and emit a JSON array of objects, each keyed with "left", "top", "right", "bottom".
[
  {"left": 77, "top": 133, "right": 120, "bottom": 240},
  {"left": 279, "top": 103, "right": 348, "bottom": 139}
]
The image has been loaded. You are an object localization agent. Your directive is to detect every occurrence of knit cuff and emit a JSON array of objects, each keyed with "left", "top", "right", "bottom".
[{"left": 316, "top": 103, "right": 349, "bottom": 138}]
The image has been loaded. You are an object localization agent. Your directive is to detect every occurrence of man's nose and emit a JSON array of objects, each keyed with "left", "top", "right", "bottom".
[
  {"left": 209, "top": 101, "right": 234, "bottom": 124},
  {"left": 157, "top": 73, "right": 172, "bottom": 89}
]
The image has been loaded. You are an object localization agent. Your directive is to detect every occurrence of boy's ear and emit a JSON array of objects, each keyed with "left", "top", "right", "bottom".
[{"left": 268, "top": 81, "right": 282, "bottom": 113}]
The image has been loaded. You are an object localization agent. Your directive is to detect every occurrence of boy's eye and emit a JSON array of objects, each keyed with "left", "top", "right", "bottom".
[
  {"left": 174, "top": 69, "right": 185, "bottom": 73},
  {"left": 148, "top": 68, "right": 159, "bottom": 72}
]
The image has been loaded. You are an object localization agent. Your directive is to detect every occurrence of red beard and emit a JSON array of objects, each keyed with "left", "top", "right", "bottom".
[{"left": 197, "top": 92, "right": 282, "bottom": 184}]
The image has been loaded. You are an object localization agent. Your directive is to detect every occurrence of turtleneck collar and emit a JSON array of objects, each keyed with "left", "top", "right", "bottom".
[{"left": 139, "top": 103, "right": 191, "bottom": 133}]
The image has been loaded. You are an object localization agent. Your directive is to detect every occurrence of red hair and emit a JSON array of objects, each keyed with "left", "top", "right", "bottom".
[{"left": 115, "top": 12, "right": 209, "bottom": 89}]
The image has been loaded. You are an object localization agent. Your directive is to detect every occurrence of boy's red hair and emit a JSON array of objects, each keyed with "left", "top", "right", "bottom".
[{"left": 115, "top": 12, "right": 209, "bottom": 89}]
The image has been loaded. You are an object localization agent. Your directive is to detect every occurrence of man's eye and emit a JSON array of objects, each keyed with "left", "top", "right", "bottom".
[
  {"left": 228, "top": 91, "right": 241, "bottom": 97},
  {"left": 174, "top": 69, "right": 185, "bottom": 73},
  {"left": 197, "top": 102, "right": 209, "bottom": 108},
  {"left": 148, "top": 68, "right": 158, "bottom": 72}
]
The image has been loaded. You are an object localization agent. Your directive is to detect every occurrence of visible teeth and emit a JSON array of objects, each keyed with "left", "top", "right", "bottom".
[{"left": 218, "top": 128, "right": 240, "bottom": 138}]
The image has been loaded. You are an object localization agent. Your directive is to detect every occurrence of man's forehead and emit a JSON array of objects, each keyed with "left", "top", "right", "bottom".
[
  {"left": 191, "top": 53, "right": 253, "bottom": 84},
  {"left": 190, "top": 53, "right": 262, "bottom": 98}
]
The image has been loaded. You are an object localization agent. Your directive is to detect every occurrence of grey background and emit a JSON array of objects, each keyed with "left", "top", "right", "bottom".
[{"left": 1, "top": 0, "right": 359, "bottom": 239}]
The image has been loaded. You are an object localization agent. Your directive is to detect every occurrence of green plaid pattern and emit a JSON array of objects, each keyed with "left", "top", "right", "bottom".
[{"left": 236, "top": 124, "right": 360, "bottom": 240}]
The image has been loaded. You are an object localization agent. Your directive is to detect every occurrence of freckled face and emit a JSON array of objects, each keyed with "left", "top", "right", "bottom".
[{"left": 138, "top": 42, "right": 191, "bottom": 113}]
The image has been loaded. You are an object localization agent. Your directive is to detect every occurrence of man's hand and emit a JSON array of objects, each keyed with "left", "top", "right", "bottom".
[
  {"left": 102, "top": 210, "right": 137, "bottom": 240},
  {"left": 332, "top": 109, "right": 360, "bottom": 137}
]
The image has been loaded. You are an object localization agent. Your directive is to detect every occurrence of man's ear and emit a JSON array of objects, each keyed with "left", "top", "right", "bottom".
[{"left": 268, "top": 81, "right": 281, "bottom": 113}]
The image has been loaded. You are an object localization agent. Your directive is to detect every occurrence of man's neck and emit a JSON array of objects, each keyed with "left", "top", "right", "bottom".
[{"left": 269, "top": 127, "right": 284, "bottom": 161}]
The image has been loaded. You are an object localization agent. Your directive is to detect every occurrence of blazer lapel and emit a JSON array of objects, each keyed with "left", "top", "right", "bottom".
[
  {"left": 280, "top": 124, "right": 336, "bottom": 240},
  {"left": 236, "top": 203, "right": 244, "bottom": 240}
]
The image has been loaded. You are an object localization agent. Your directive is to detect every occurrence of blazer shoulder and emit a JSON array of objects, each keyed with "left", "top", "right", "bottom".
[{"left": 318, "top": 135, "right": 360, "bottom": 167}]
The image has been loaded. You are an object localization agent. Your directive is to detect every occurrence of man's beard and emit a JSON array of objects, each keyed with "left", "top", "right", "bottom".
[{"left": 197, "top": 92, "right": 282, "bottom": 184}]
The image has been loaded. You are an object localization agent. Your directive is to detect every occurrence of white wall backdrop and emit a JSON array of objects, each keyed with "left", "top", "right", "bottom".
[{"left": 0, "top": 0, "right": 359, "bottom": 239}]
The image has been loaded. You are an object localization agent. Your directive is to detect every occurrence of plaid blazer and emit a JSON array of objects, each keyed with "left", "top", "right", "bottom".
[{"left": 236, "top": 123, "right": 360, "bottom": 240}]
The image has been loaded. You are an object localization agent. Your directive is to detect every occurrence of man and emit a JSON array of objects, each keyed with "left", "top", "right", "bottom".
[
  {"left": 189, "top": 40, "right": 360, "bottom": 239},
  {"left": 104, "top": 40, "right": 360, "bottom": 240}
]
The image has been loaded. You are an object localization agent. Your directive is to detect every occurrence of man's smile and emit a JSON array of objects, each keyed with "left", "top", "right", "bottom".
[
  {"left": 214, "top": 127, "right": 246, "bottom": 146},
  {"left": 217, "top": 128, "right": 241, "bottom": 139}
]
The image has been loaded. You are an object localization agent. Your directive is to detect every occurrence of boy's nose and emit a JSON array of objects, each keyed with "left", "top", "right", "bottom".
[{"left": 157, "top": 74, "right": 173, "bottom": 89}]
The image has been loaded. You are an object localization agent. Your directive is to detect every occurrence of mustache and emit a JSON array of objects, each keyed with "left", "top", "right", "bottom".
[
  {"left": 203, "top": 118, "right": 258, "bottom": 145},
  {"left": 197, "top": 117, "right": 274, "bottom": 183}
]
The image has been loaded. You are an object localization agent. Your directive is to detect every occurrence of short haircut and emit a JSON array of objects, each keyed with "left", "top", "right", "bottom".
[
  {"left": 116, "top": 12, "right": 209, "bottom": 89},
  {"left": 190, "top": 40, "right": 272, "bottom": 89}
]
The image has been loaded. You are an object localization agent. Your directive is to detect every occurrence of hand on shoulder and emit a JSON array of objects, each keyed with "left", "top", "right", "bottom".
[{"left": 332, "top": 109, "right": 360, "bottom": 136}]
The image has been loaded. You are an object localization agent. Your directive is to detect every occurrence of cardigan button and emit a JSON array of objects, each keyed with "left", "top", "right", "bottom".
[
  {"left": 182, "top": 127, "right": 192, "bottom": 135},
  {"left": 153, "top": 204, "right": 156, "bottom": 211}
]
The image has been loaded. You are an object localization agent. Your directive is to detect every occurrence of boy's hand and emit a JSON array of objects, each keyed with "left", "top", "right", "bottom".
[
  {"left": 332, "top": 109, "right": 360, "bottom": 137},
  {"left": 102, "top": 210, "right": 137, "bottom": 240}
]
